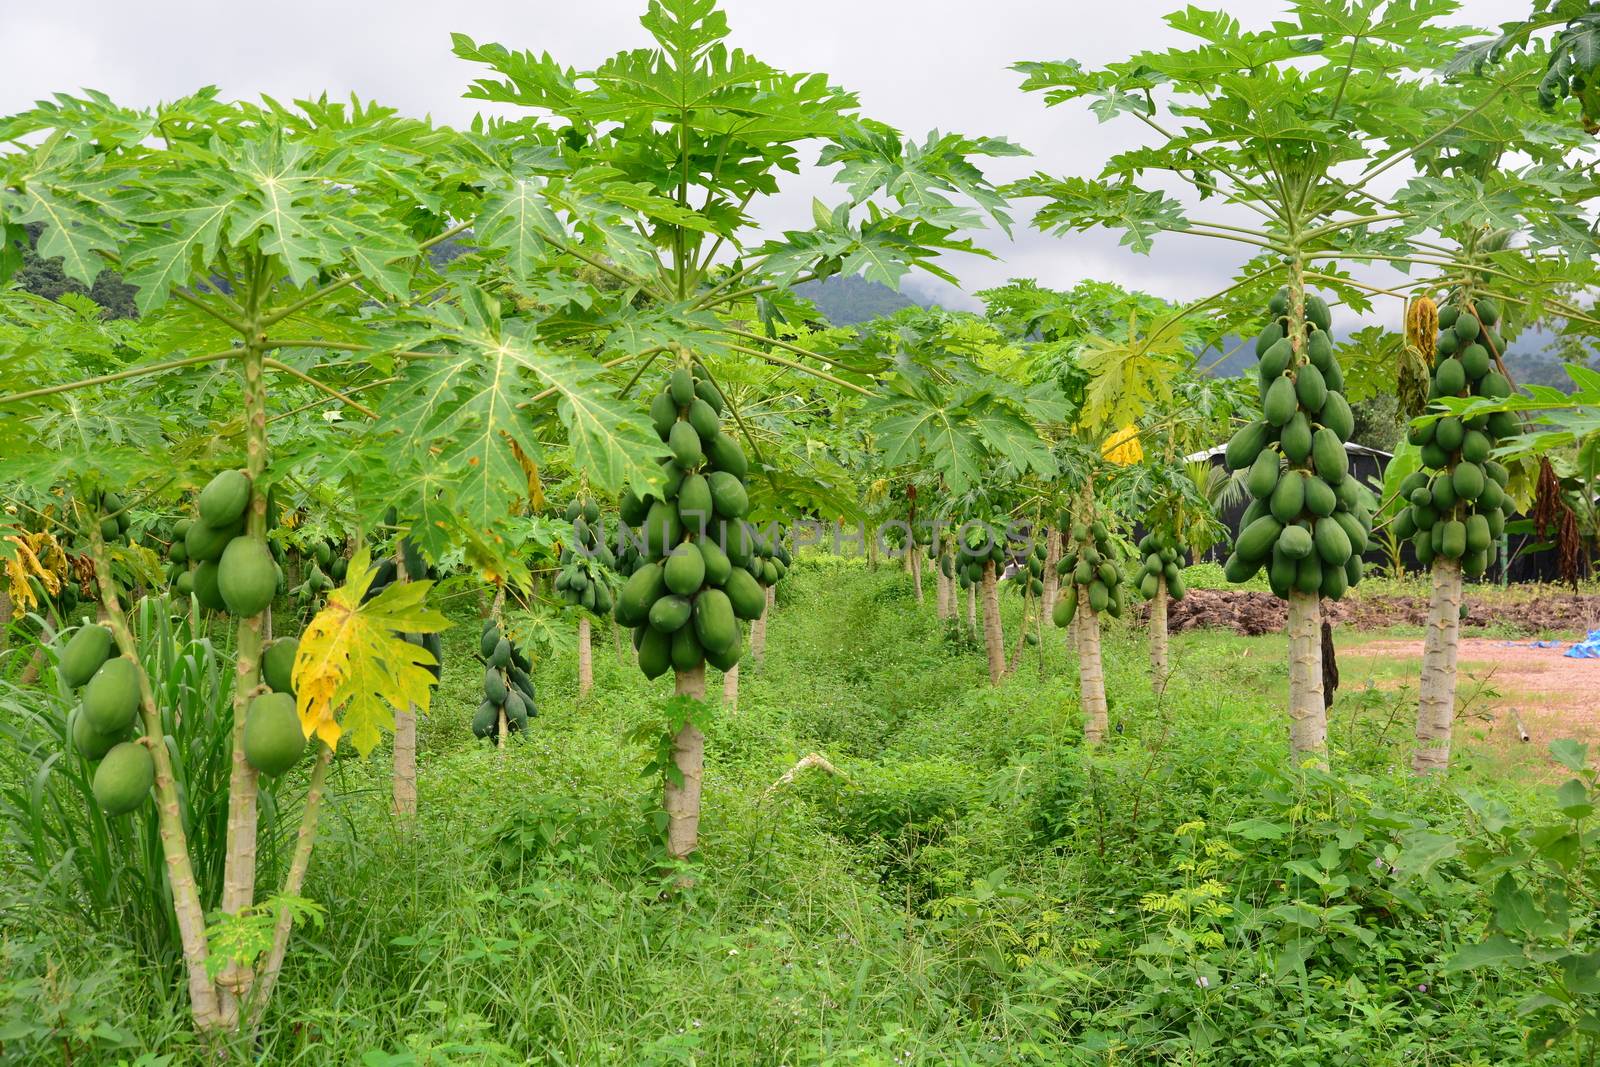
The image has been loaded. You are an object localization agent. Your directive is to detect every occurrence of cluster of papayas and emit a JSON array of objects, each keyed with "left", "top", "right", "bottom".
[
  {"left": 612, "top": 363, "right": 756, "bottom": 678},
  {"left": 953, "top": 528, "right": 1008, "bottom": 590},
  {"left": 1015, "top": 538, "right": 1047, "bottom": 598},
  {"left": 286, "top": 537, "right": 346, "bottom": 608},
  {"left": 1053, "top": 519, "right": 1124, "bottom": 626},
  {"left": 1224, "top": 288, "right": 1373, "bottom": 600},
  {"left": 173, "top": 471, "right": 281, "bottom": 617},
  {"left": 56, "top": 622, "right": 152, "bottom": 816},
  {"left": 1132, "top": 532, "right": 1188, "bottom": 601},
  {"left": 474, "top": 619, "right": 537, "bottom": 740},
  {"left": 363, "top": 539, "right": 445, "bottom": 679},
  {"left": 95, "top": 492, "right": 134, "bottom": 545},
  {"left": 556, "top": 495, "right": 616, "bottom": 615},
  {"left": 1396, "top": 299, "right": 1513, "bottom": 578}
]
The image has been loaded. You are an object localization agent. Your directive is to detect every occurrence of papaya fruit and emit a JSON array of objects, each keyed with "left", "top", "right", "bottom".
[
  {"left": 1259, "top": 338, "right": 1294, "bottom": 381},
  {"left": 695, "top": 377, "right": 723, "bottom": 414},
  {"left": 1168, "top": 572, "right": 1187, "bottom": 600},
  {"left": 723, "top": 567, "right": 766, "bottom": 621},
  {"left": 1304, "top": 476, "right": 1337, "bottom": 518},
  {"left": 186, "top": 517, "right": 243, "bottom": 563},
  {"left": 1267, "top": 543, "right": 1294, "bottom": 598},
  {"left": 1087, "top": 581, "right": 1109, "bottom": 613},
  {"left": 1440, "top": 520, "right": 1467, "bottom": 559},
  {"left": 243, "top": 692, "right": 306, "bottom": 776},
  {"left": 1475, "top": 298, "right": 1500, "bottom": 327},
  {"left": 617, "top": 562, "right": 668, "bottom": 625},
  {"left": 1435, "top": 417, "right": 1464, "bottom": 453},
  {"left": 1489, "top": 411, "right": 1517, "bottom": 438},
  {"left": 1255, "top": 320, "right": 1285, "bottom": 357},
  {"left": 705, "top": 633, "right": 743, "bottom": 671},
  {"left": 620, "top": 488, "right": 650, "bottom": 526},
  {"left": 707, "top": 432, "right": 747, "bottom": 479},
  {"left": 1320, "top": 561, "right": 1348, "bottom": 601},
  {"left": 1479, "top": 372, "right": 1511, "bottom": 399},
  {"left": 1453, "top": 314, "right": 1481, "bottom": 345},
  {"left": 1225, "top": 421, "right": 1272, "bottom": 472},
  {"left": 1460, "top": 344, "right": 1490, "bottom": 381},
  {"left": 1435, "top": 329, "right": 1459, "bottom": 357},
  {"left": 669, "top": 625, "right": 704, "bottom": 672},
  {"left": 1237, "top": 514, "right": 1284, "bottom": 563},
  {"left": 59, "top": 624, "right": 114, "bottom": 689},
  {"left": 1313, "top": 517, "right": 1352, "bottom": 567},
  {"left": 649, "top": 594, "right": 693, "bottom": 633},
  {"left": 175, "top": 571, "right": 195, "bottom": 595},
  {"left": 650, "top": 391, "right": 678, "bottom": 438},
  {"left": 490, "top": 637, "right": 511, "bottom": 669},
  {"left": 1311, "top": 428, "right": 1348, "bottom": 484},
  {"left": 1295, "top": 364, "right": 1327, "bottom": 413},
  {"left": 1281, "top": 413, "right": 1313, "bottom": 464},
  {"left": 1269, "top": 473, "right": 1306, "bottom": 525},
  {"left": 1223, "top": 552, "right": 1261, "bottom": 584},
  {"left": 697, "top": 537, "right": 732, "bottom": 586},
  {"left": 1452, "top": 461, "right": 1485, "bottom": 501},
  {"left": 669, "top": 421, "right": 704, "bottom": 469},
  {"left": 1263, "top": 376, "right": 1298, "bottom": 426},
  {"left": 1332, "top": 510, "right": 1368, "bottom": 555},
  {"left": 199, "top": 470, "right": 251, "bottom": 528},
  {"left": 687, "top": 398, "right": 720, "bottom": 443},
  {"left": 1307, "top": 330, "right": 1333, "bottom": 371},
  {"left": 1419, "top": 442, "right": 1450, "bottom": 470},
  {"left": 83, "top": 657, "right": 140, "bottom": 734},
  {"left": 1434, "top": 358, "right": 1466, "bottom": 396},
  {"left": 1465, "top": 513, "right": 1491, "bottom": 554},
  {"left": 1269, "top": 289, "right": 1289, "bottom": 316},
  {"left": 669, "top": 368, "right": 695, "bottom": 406},
  {"left": 1432, "top": 473, "right": 1457, "bottom": 510},
  {"left": 1411, "top": 503, "right": 1437, "bottom": 531},
  {"left": 1053, "top": 586, "right": 1078, "bottom": 627},
  {"left": 664, "top": 546, "right": 706, "bottom": 597},
  {"left": 1323, "top": 358, "right": 1344, "bottom": 394},
  {"left": 641, "top": 499, "right": 684, "bottom": 559},
  {"left": 1320, "top": 391, "right": 1354, "bottom": 442},
  {"left": 1305, "top": 294, "right": 1332, "bottom": 332},
  {"left": 92, "top": 741, "right": 154, "bottom": 816},
  {"left": 218, "top": 537, "right": 276, "bottom": 617},
  {"left": 263, "top": 637, "right": 298, "bottom": 694},
  {"left": 1278, "top": 523, "right": 1315, "bottom": 561},
  {"left": 483, "top": 666, "right": 507, "bottom": 705},
  {"left": 471, "top": 702, "right": 498, "bottom": 738},
  {"left": 1461, "top": 430, "right": 1491, "bottom": 465},
  {"left": 1485, "top": 506, "right": 1505, "bottom": 538},
  {"left": 70, "top": 707, "right": 124, "bottom": 760},
  {"left": 694, "top": 588, "right": 739, "bottom": 654},
  {"left": 638, "top": 627, "right": 672, "bottom": 679},
  {"left": 1293, "top": 553, "right": 1323, "bottom": 595}
]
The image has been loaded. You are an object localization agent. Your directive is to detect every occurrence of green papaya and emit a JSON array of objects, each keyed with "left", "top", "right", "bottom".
[
  {"left": 1459, "top": 344, "right": 1490, "bottom": 381},
  {"left": 1454, "top": 314, "right": 1481, "bottom": 345},
  {"left": 59, "top": 624, "right": 114, "bottom": 689},
  {"left": 649, "top": 595, "right": 693, "bottom": 633},
  {"left": 638, "top": 627, "right": 672, "bottom": 680},
  {"left": 1419, "top": 442, "right": 1450, "bottom": 470},
  {"left": 687, "top": 398, "right": 720, "bottom": 443},
  {"left": 1259, "top": 338, "right": 1294, "bottom": 381},
  {"left": 1411, "top": 503, "right": 1437, "bottom": 531},
  {"left": 243, "top": 692, "right": 306, "bottom": 776},
  {"left": 723, "top": 567, "right": 766, "bottom": 621},
  {"left": 697, "top": 537, "right": 732, "bottom": 586},
  {"left": 669, "top": 368, "right": 695, "bottom": 406},
  {"left": 1225, "top": 420, "right": 1272, "bottom": 471},
  {"left": 669, "top": 625, "right": 704, "bottom": 672},
  {"left": 1432, "top": 473, "right": 1457, "bottom": 510},
  {"left": 92, "top": 741, "right": 154, "bottom": 816},
  {"left": 1168, "top": 572, "right": 1187, "bottom": 599},
  {"left": 263, "top": 637, "right": 298, "bottom": 694},
  {"left": 1440, "top": 520, "right": 1467, "bottom": 559},
  {"left": 1270, "top": 473, "right": 1306, "bottom": 525},
  {"left": 1307, "top": 330, "right": 1333, "bottom": 371},
  {"left": 1452, "top": 461, "right": 1485, "bottom": 501},
  {"left": 70, "top": 707, "right": 124, "bottom": 760},
  {"left": 693, "top": 588, "right": 739, "bottom": 654},
  {"left": 1320, "top": 392, "right": 1354, "bottom": 442},
  {"left": 1224, "top": 552, "right": 1261, "bottom": 584},
  {"left": 1485, "top": 506, "right": 1505, "bottom": 538},
  {"left": 1281, "top": 413, "right": 1313, "bottom": 464},
  {"left": 1310, "top": 428, "right": 1347, "bottom": 484},
  {"left": 1278, "top": 523, "right": 1315, "bottom": 561},
  {"left": 1313, "top": 516, "right": 1352, "bottom": 566},
  {"left": 1435, "top": 417, "right": 1464, "bottom": 453},
  {"left": 1305, "top": 294, "right": 1332, "bottom": 332},
  {"left": 1434, "top": 358, "right": 1466, "bottom": 396},
  {"left": 1465, "top": 513, "right": 1491, "bottom": 554},
  {"left": 83, "top": 657, "right": 140, "bottom": 734},
  {"left": 217, "top": 537, "right": 276, "bottom": 617},
  {"left": 1295, "top": 364, "right": 1327, "bottom": 413},
  {"left": 1053, "top": 586, "right": 1078, "bottom": 627},
  {"left": 1237, "top": 514, "right": 1284, "bottom": 563},
  {"left": 695, "top": 377, "right": 723, "bottom": 414},
  {"left": 650, "top": 391, "right": 678, "bottom": 437},
  {"left": 1489, "top": 411, "right": 1518, "bottom": 439},
  {"left": 1435, "top": 329, "right": 1459, "bottom": 357},
  {"left": 1088, "top": 581, "right": 1109, "bottom": 613},
  {"left": 1475, "top": 298, "right": 1500, "bottom": 326},
  {"left": 471, "top": 702, "right": 498, "bottom": 738},
  {"left": 1320, "top": 561, "right": 1348, "bottom": 601},
  {"left": 186, "top": 518, "right": 243, "bottom": 563},
  {"left": 1479, "top": 372, "right": 1511, "bottom": 400},
  {"left": 663, "top": 546, "right": 706, "bottom": 597},
  {"left": 641, "top": 499, "right": 684, "bottom": 559},
  {"left": 175, "top": 571, "right": 195, "bottom": 595},
  {"left": 490, "top": 637, "right": 511, "bottom": 669},
  {"left": 706, "top": 472, "right": 747, "bottom": 521},
  {"left": 617, "top": 562, "right": 668, "bottom": 626},
  {"left": 1293, "top": 553, "right": 1323, "bottom": 595},
  {"left": 706, "top": 432, "right": 748, "bottom": 479},
  {"left": 1332, "top": 510, "right": 1368, "bottom": 555},
  {"left": 483, "top": 666, "right": 507, "bottom": 705},
  {"left": 1304, "top": 476, "right": 1337, "bottom": 518},
  {"left": 198, "top": 470, "right": 251, "bottom": 528},
  {"left": 1255, "top": 320, "right": 1285, "bottom": 357},
  {"left": 669, "top": 421, "right": 704, "bottom": 469},
  {"left": 1269, "top": 289, "right": 1289, "bottom": 316},
  {"left": 1263, "top": 375, "right": 1298, "bottom": 426}
]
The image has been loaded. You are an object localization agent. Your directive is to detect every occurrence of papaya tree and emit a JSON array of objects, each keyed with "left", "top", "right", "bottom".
[
  {"left": 0, "top": 92, "right": 454, "bottom": 1040},
  {"left": 1010, "top": 0, "right": 1528, "bottom": 765}
]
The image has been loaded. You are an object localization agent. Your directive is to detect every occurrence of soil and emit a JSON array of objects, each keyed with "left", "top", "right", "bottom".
[
  {"left": 1156, "top": 588, "right": 1600, "bottom": 638},
  {"left": 1342, "top": 638, "right": 1600, "bottom": 755}
]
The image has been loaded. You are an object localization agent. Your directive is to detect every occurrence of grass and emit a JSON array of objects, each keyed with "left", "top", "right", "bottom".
[{"left": 0, "top": 558, "right": 1594, "bottom": 1064}]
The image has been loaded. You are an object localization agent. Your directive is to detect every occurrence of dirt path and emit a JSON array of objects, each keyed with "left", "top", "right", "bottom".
[
  {"left": 1343, "top": 637, "right": 1600, "bottom": 753},
  {"left": 1159, "top": 588, "right": 1600, "bottom": 637}
]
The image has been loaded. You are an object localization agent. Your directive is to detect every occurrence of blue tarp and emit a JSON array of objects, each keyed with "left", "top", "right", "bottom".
[{"left": 1565, "top": 630, "right": 1600, "bottom": 659}]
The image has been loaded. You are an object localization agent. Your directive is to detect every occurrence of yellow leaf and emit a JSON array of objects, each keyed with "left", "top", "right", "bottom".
[
  {"left": 292, "top": 548, "right": 451, "bottom": 757},
  {"left": 1101, "top": 425, "right": 1143, "bottom": 466},
  {"left": 4, "top": 533, "right": 64, "bottom": 612}
]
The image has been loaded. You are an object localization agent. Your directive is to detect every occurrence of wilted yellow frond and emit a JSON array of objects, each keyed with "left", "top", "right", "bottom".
[
  {"left": 1101, "top": 425, "right": 1143, "bottom": 466},
  {"left": 1405, "top": 297, "right": 1438, "bottom": 366},
  {"left": 4, "top": 533, "right": 65, "bottom": 611},
  {"left": 293, "top": 548, "right": 450, "bottom": 756}
]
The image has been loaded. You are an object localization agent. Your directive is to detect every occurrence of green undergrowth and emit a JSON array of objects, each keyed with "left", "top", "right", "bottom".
[{"left": 0, "top": 559, "right": 1587, "bottom": 1065}]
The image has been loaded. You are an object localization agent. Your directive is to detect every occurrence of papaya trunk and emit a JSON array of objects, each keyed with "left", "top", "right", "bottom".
[
  {"left": 217, "top": 337, "right": 269, "bottom": 1018},
  {"left": 246, "top": 744, "right": 332, "bottom": 1026},
  {"left": 1078, "top": 601, "right": 1108, "bottom": 744},
  {"left": 611, "top": 617, "right": 626, "bottom": 664},
  {"left": 966, "top": 583, "right": 977, "bottom": 639},
  {"left": 86, "top": 525, "right": 221, "bottom": 1032},
  {"left": 911, "top": 548, "right": 924, "bottom": 603},
  {"left": 981, "top": 561, "right": 1004, "bottom": 685},
  {"left": 0, "top": 586, "right": 11, "bottom": 652},
  {"left": 1286, "top": 590, "right": 1327, "bottom": 767},
  {"left": 392, "top": 547, "right": 416, "bottom": 821},
  {"left": 935, "top": 563, "right": 950, "bottom": 620},
  {"left": 1006, "top": 596, "right": 1030, "bottom": 675},
  {"left": 751, "top": 607, "right": 767, "bottom": 669},
  {"left": 722, "top": 661, "right": 739, "bottom": 713},
  {"left": 578, "top": 615, "right": 593, "bottom": 699},
  {"left": 665, "top": 665, "right": 706, "bottom": 861},
  {"left": 1150, "top": 578, "right": 1169, "bottom": 691},
  {"left": 1413, "top": 559, "right": 1462, "bottom": 774}
]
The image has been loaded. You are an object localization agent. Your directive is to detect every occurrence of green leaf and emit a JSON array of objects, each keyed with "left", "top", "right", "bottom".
[{"left": 1444, "top": 934, "right": 1529, "bottom": 972}]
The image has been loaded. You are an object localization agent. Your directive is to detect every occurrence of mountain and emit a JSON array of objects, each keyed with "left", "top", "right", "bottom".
[{"left": 794, "top": 276, "right": 927, "bottom": 325}]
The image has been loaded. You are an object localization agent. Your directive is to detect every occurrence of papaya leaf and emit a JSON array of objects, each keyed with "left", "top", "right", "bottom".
[{"left": 293, "top": 548, "right": 450, "bottom": 757}]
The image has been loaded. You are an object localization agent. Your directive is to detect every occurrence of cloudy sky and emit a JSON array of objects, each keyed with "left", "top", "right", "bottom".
[{"left": 1, "top": 0, "right": 1526, "bottom": 312}]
